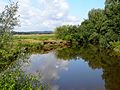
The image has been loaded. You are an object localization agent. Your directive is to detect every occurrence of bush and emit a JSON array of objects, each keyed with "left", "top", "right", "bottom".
[{"left": 0, "top": 69, "right": 48, "bottom": 90}]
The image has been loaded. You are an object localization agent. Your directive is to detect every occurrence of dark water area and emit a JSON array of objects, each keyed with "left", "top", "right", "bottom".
[
  {"left": 21, "top": 45, "right": 120, "bottom": 90},
  {"left": 1, "top": 45, "right": 120, "bottom": 90}
]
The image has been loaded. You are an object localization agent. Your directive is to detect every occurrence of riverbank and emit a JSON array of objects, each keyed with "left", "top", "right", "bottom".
[
  {"left": 13, "top": 34, "right": 72, "bottom": 52},
  {"left": 14, "top": 34, "right": 120, "bottom": 55},
  {"left": 1, "top": 34, "right": 120, "bottom": 70}
]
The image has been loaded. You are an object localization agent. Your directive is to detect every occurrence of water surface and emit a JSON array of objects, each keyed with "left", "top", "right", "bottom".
[
  {"left": 19, "top": 46, "right": 120, "bottom": 90},
  {"left": 23, "top": 52, "right": 105, "bottom": 90}
]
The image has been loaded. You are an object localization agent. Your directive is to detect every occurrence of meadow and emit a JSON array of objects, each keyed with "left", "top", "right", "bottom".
[{"left": 14, "top": 34, "right": 56, "bottom": 42}]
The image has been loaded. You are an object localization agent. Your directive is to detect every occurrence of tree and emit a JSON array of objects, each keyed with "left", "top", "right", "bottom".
[
  {"left": 105, "top": 0, "right": 120, "bottom": 5},
  {"left": 55, "top": 0, "right": 120, "bottom": 48},
  {"left": 55, "top": 25, "right": 79, "bottom": 43},
  {"left": 0, "top": 2, "right": 19, "bottom": 60}
]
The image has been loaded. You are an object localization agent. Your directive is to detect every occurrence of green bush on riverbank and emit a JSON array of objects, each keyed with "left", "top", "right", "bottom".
[
  {"left": 55, "top": 0, "right": 120, "bottom": 49},
  {"left": 0, "top": 69, "right": 44, "bottom": 90}
]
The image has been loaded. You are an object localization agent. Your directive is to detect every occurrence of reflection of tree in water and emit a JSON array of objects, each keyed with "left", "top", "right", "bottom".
[
  {"left": 55, "top": 46, "right": 81, "bottom": 60},
  {"left": 55, "top": 44, "right": 120, "bottom": 90},
  {"left": 103, "top": 67, "right": 120, "bottom": 90}
]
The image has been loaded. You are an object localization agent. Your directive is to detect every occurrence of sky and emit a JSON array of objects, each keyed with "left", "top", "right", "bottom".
[{"left": 0, "top": 0, "right": 105, "bottom": 32}]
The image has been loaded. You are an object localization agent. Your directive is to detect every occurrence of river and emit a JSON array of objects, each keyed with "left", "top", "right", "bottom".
[
  {"left": 21, "top": 45, "right": 120, "bottom": 90},
  {"left": 0, "top": 45, "right": 120, "bottom": 90}
]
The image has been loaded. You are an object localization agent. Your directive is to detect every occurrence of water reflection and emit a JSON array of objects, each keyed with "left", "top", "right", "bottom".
[
  {"left": 24, "top": 52, "right": 105, "bottom": 90},
  {"left": 24, "top": 53, "right": 69, "bottom": 90},
  {"left": 21, "top": 45, "right": 120, "bottom": 90},
  {"left": 55, "top": 45, "right": 120, "bottom": 90}
]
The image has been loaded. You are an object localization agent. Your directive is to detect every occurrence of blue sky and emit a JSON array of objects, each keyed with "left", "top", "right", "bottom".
[
  {"left": 0, "top": 0, "right": 105, "bottom": 31},
  {"left": 67, "top": 0, "right": 105, "bottom": 19}
]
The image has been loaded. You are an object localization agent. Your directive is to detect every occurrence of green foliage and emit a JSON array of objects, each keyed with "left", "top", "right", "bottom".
[
  {"left": 55, "top": 0, "right": 120, "bottom": 48},
  {"left": 0, "top": 2, "right": 19, "bottom": 45},
  {"left": 0, "top": 69, "right": 47, "bottom": 90},
  {"left": 19, "top": 42, "right": 44, "bottom": 53},
  {"left": 110, "top": 41, "right": 120, "bottom": 56},
  {"left": 55, "top": 25, "right": 79, "bottom": 43},
  {"left": 105, "top": 0, "right": 120, "bottom": 5},
  {"left": 0, "top": 2, "right": 19, "bottom": 61},
  {"left": 0, "top": 51, "right": 49, "bottom": 90}
]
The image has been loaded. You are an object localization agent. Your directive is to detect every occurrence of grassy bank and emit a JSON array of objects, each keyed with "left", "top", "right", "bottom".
[
  {"left": 13, "top": 34, "right": 120, "bottom": 56},
  {"left": 13, "top": 34, "right": 68, "bottom": 52},
  {"left": 14, "top": 34, "right": 56, "bottom": 41},
  {"left": 1, "top": 34, "right": 66, "bottom": 70}
]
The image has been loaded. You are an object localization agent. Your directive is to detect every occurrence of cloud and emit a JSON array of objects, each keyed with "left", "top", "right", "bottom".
[{"left": 0, "top": 0, "right": 81, "bottom": 32}]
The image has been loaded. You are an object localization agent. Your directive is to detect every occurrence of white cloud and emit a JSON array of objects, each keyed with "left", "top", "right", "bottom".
[
  {"left": 0, "top": 1, "right": 6, "bottom": 12},
  {"left": 0, "top": 0, "right": 81, "bottom": 32}
]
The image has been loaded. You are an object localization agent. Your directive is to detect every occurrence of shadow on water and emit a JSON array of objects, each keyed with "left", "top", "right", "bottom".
[{"left": 55, "top": 44, "right": 120, "bottom": 90}]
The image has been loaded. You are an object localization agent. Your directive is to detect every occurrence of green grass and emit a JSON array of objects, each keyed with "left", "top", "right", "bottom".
[
  {"left": 12, "top": 34, "right": 63, "bottom": 53},
  {"left": 14, "top": 34, "right": 56, "bottom": 41}
]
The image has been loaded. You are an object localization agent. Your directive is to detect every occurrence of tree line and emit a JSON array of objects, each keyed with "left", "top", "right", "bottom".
[{"left": 55, "top": 0, "right": 120, "bottom": 48}]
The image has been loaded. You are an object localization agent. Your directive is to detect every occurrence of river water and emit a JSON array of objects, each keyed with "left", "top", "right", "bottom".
[{"left": 21, "top": 46, "right": 120, "bottom": 90}]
